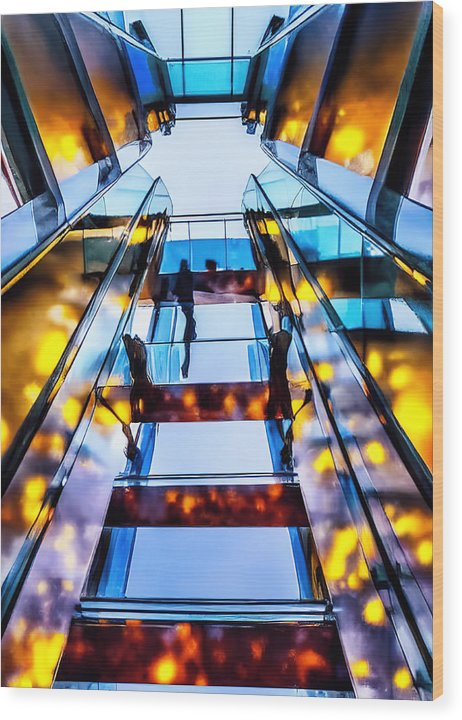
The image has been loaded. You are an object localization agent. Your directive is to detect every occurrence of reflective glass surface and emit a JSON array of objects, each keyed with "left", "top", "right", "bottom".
[
  {"left": 68, "top": 14, "right": 143, "bottom": 149},
  {"left": 2, "top": 14, "right": 108, "bottom": 181}
]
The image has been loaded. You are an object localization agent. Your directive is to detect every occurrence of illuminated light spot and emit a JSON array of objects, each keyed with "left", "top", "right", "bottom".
[
  {"left": 183, "top": 390, "right": 196, "bottom": 410},
  {"left": 263, "top": 277, "right": 281, "bottom": 303},
  {"left": 113, "top": 400, "right": 131, "bottom": 425},
  {"left": 21, "top": 475, "right": 47, "bottom": 525},
  {"left": 295, "top": 277, "right": 317, "bottom": 301},
  {"left": 31, "top": 632, "right": 66, "bottom": 687},
  {"left": 413, "top": 269, "right": 429, "bottom": 286},
  {"left": 60, "top": 134, "right": 80, "bottom": 162},
  {"left": 351, "top": 659, "right": 370, "bottom": 678},
  {"left": 394, "top": 256, "right": 413, "bottom": 278},
  {"left": 61, "top": 579, "right": 74, "bottom": 592},
  {"left": 315, "top": 362, "right": 334, "bottom": 382},
  {"left": 363, "top": 598, "right": 386, "bottom": 626},
  {"left": 147, "top": 110, "right": 160, "bottom": 133},
  {"left": 130, "top": 226, "right": 148, "bottom": 245},
  {"left": 268, "top": 484, "right": 283, "bottom": 500},
  {"left": 61, "top": 397, "right": 82, "bottom": 429},
  {"left": 393, "top": 510, "right": 432, "bottom": 540},
  {"left": 316, "top": 273, "right": 334, "bottom": 298},
  {"left": 330, "top": 125, "right": 366, "bottom": 161},
  {"left": 312, "top": 448, "right": 335, "bottom": 474},
  {"left": 255, "top": 498, "right": 266, "bottom": 513},
  {"left": 347, "top": 572, "right": 361, "bottom": 590},
  {"left": 94, "top": 403, "right": 118, "bottom": 427},
  {"left": 338, "top": 108, "right": 346, "bottom": 117},
  {"left": 298, "top": 649, "right": 328, "bottom": 670},
  {"left": 224, "top": 394, "right": 237, "bottom": 415},
  {"left": 151, "top": 655, "right": 177, "bottom": 684},
  {"left": 22, "top": 382, "right": 42, "bottom": 404},
  {"left": 10, "top": 674, "right": 33, "bottom": 688},
  {"left": 416, "top": 539, "right": 433, "bottom": 566},
  {"left": 165, "top": 489, "right": 178, "bottom": 504},
  {"left": 35, "top": 329, "right": 68, "bottom": 376},
  {"left": 195, "top": 674, "right": 208, "bottom": 686},
  {"left": 182, "top": 495, "right": 196, "bottom": 515},
  {"left": 388, "top": 365, "right": 413, "bottom": 391},
  {"left": 364, "top": 441, "right": 387, "bottom": 465},
  {"left": 357, "top": 557, "right": 369, "bottom": 580},
  {"left": 324, "top": 527, "right": 357, "bottom": 582},
  {"left": 393, "top": 390, "right": 433, "bottom": 470},
  {"left": 176, "top": 623, "right": 192, "bottom": 640},
  {"left": 360, "top": 526, "right": 375, "bottom": 558},
  {"left": 393, "top": 667, "right": 412, "bottom": 690},
  {"left": 1, "top": 417, "right": 10, "bottom": 449},
  {"left": 126, "top": 618, "right": 142, "bottom": 626},
  {"left": 367, "top": 350, "right": 383, "bottom": 378},
  {"left": 250, "top": 639, "right": 265, "bottom": 661},
  {"left": 36, "top": 580, "right": 49, "bottom": 596},
  {"left": 247, "top": 398, "right": 264, "bottom": 419}
]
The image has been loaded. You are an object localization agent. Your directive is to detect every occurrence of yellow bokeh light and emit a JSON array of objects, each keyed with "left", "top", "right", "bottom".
[
  {"left": 388, "top": 365, "right": 413, "bottom": 391},
  {"left": 21, "top": 475, "right": 47, "bottom": 525},
  {"left": 1, "top": 417, "right": 10, "bottom": 449},
  {"left": 364, "top": 440, "right": 387, "bottom": 465},
  {"left": 315, "top": 362, "right": 334, "bottom": 382},
  {"left": 61, "top": 397, "right": 82, "bottom": 428},
  {"left": 393, "top": 666, "right": 412, "bottom": 690},
  {"left": 363, "top": 598, "right": 386, "bottom": 626},
  {"left": 151, "top": 654, "right": 177, "bottom": 684},
  {"left": 324, "top": 527, "right": 357, "bottom": 582},
  {"left": 22, "top": 382, "right": 42, "bottom": 404},
  {"left": 34, "top": 329, "right": 68, "bottom": 376},
  {"left": 330, "top": 125, "right": 366, "bottom": 162},
  {"left": 312, "top": 448, "right": 335, "bottom": 474},
  {"left": 416, "top": 539, "right": 433, "bottom": 566},
  {"left": 367, "top": 350, "right": 383, "bottom": 378},
  {"left": 351, "top": 659, "right": 370, "bottom": 678}
]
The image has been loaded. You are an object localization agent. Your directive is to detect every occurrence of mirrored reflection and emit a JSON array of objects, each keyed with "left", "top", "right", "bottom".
[
  {"left": 248, "top": 162, "right": 433, "bottom": 472},
  {"left": 267, "top": 4, "right": 343, "bottom": 148}
]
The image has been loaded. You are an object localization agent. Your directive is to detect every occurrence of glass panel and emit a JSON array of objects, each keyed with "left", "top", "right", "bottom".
[
  {"left": 310, "top": 3, "right": 423, "bottom": 177},
  {"left": 2, "top": 14, "right": 108, "bottom": 181},
  {"left": 268, "top": 4, "right": 343, "bottom": 148},
  {"left": 124, "top": 527, "right": 306, "bottom": 601},
  {"left": 191, "top": 239, "right": 226, "bottom": 271},
  {"left": 57, "top": 621, "right": 352, "bottom": 691},
  {"left": 172, "top": 303, "right": 264, "bottom": 342},
  {"left": 184, "top": 60, "right": 231, "bottom": 96},
  {"left": 148, "top": 421, "right": 274, "bottom": 475},
  {"left": 233, "top": 59, "right": 250, "bottom": 95},
  {"left": 68, "top": 14, "right": 142, "bottom": 149},
  {"left": 189, "top": 220, "right": 224, "bottom": 240},
  {"left": 107, "top": 483, "right": 309, "bottom": 526},
  {"left": 159, "top": 240, "right": 190, "bottom": 273},
  {"left": 227, "top": 237, "right": 257, "bottom": 270},
  {"left": 409, "top": 138, "right": 433, "bottom": 208},
  {"left": 124, "top": 42, "right": 164, "bottom": 106},
  {"left": 183, "top": 7, "right": 232, "bottom": 58},
  {"left": 167, "top": 62, "right": 184, "bottom": 95},
  {"left": 144, "top": 339, "right": 269, "bottom": 384},
  {"left": 168, "top": 222, "right": 189, "bottom": 241}
]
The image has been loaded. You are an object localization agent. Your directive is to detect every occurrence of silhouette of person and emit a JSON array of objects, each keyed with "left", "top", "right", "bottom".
[
  {"left": 173, "top": 259, "right": 197, "bottom": 378},
  {"left": 123, "top": 333, "right": 152, "bottom": 418}
]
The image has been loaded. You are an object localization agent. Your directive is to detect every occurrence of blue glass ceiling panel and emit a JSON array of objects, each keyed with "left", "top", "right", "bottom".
[{"left": 184, "top": 60, "right": 231, "bottom": 96}]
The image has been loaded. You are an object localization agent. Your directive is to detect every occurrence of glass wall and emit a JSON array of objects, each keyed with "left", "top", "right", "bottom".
[
  {"left": 68, "top": 14, "right": 144, "bottom": 151},
  {"left": 308, "top": 3, "right": 424, "bottom": 179},
  {"left": 253, "top": 161, "right": 432, "bottom": 471},
  {"left": 1, "top": 165, "right": 155, "bottom": 459},
  {"left": 266, "top": 4, "right": 343, "bottom": 149}
]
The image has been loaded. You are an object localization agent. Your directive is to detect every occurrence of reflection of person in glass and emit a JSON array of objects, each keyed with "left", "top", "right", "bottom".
[
  {"left": 123, "top": 333, "right": 151, "bottom": 418},
  {"left": 173, "top": 259, "right": 197, "bottom": 378}
]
